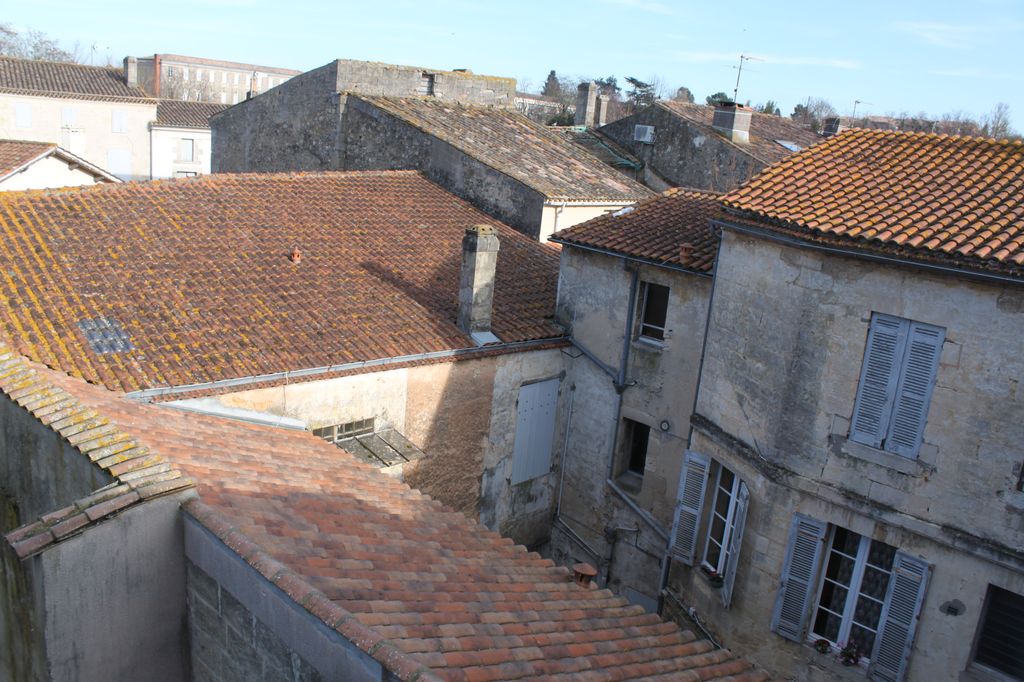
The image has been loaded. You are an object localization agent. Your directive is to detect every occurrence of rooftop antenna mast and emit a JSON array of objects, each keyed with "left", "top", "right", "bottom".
[
  {"left": 852, "top": 99, "right": 873, "bottom": 119},
  {"left": 732, "top": 53, "right": 762, "bottom": 104}
]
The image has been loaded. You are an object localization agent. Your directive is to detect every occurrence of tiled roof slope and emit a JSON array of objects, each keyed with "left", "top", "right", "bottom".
[
  {"left": 0, "top": 171, "right": 562, "bottom": 394},
  {"left": 657, "top": 101, "right": 822, "bottom": 165},
  {"left": 155, "top": 100, "right": 229, "bottom": 128},
  {"left": 0, "top": 348, "right": 194, "bottom": 559},
  {"left": 0, "top": 139, "right": 55, "bottom": 177},
  {"left": 722, "top": 129, "right": 1024, "bottom": 277},
  {"left": 354, "top": 95, "right": 654, "bottom": 202},
  {"left": 552, "top": 188, "right": 723, "bottom": 273},
  {"left": 32, "top": 362, "right": 770, "bottom": 682},
  {"left": 0, "top": 55, "right": 152, "bottom": 101},
  {"left": 550, "top": 127, "right": 643, "bottom": 173}
]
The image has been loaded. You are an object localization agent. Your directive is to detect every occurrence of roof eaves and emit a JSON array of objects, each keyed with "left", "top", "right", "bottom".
[
  {"left": 0, "top": 144, "right": 55, "bottom": 183},
  {"left": 0, "top": 86, "right": 156, "bottom": 104},
  {"left": 549, "top": 236, "right": 713, "bottom": 277},
  {"left": 0, "top": 348, "right": 196, "bottom": 558}
]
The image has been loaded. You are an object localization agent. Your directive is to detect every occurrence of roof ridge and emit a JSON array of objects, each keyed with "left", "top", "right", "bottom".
[{"left": 0, "top": 347, "right": 195, "bottom": 558}]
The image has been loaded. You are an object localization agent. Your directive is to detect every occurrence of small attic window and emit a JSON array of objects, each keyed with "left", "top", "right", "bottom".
[
  {"left": 78, "top": 317, "right": 133, "bottom": 354},
  {"left": 313, "top": 418, "right": 375, "bottom": 444},
  {"left": 776, "top": 140, "right": 803, "bottom": 152}
]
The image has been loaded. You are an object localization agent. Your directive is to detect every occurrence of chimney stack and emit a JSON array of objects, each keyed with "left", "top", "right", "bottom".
[
  {"left": 458, "top": 225, "right": 501, "bottom": 344},
  {"left": 596, "top": 94, "right": 609, "bottom": 127},
  {"left": 575, "top": 81, "right": 598, "bottom": 127},
  {"left": 124, "top": 56, "right": 138, "bottom": 88},
  {"left": 711, "top": 102, "right": 752, "bottom": 144},
  {"left": 822, "top": 117, "right": 845, "bottom": 137}
]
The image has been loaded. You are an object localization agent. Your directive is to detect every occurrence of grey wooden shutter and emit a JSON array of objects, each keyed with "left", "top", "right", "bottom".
[
  {"left": 868, "top": 552, "right": 931, "bottom": 682},
  {"left": 885, "top": 323, "right": 944, "bottom": 458},
  {"left": 850, "top": 314, "right": 907, "bottom": 448},
  {"left": 720, "top": 481, "right": 749, "bottom": 608},
  {"left": 771, "top": 514, "right": 827, "bottom": 641},
  {"left": 670, "top": 450, "right": 710, "bottom": 565},
  {"left": 510, "top": 378, "right": 560, "bottom": 484}
]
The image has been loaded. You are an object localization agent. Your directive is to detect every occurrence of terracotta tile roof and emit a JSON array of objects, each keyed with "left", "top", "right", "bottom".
[
  {"left": 552, "top": 188, "right": 723, "bottom": 273},
  {"left": 657, "top": 101, "right": 822, "bottom": 165},
  {"left": 0, "top": 55, "right": 153, "bottom": 101},
  {"left": 0, "top": 348, "right": 194, "bottom": 559},
  {"left": 721, "top": 129, "right": 1024, "bottom": 278},
  {"left": 155, "top": 100, "right": 229, "bottom": 128},
  {"left": 353, "top": 95, "right": 654, "bottom": 202},
  {"left": 22, "top": 359, "right": 769, "bottom": 682},
  {"left": 0, "top": 139, "right": 55, "bottom": 177},
  {"left": 0, "top": 171, "right": 562, "bottom": 394},
  {"left": 549, "top": 127, "right": 643, "bottom": 174}
]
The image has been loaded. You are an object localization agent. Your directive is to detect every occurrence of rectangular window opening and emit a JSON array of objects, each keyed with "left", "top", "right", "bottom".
[
  {"left": 702, "top": 464, "right": 739, "bottom": 574},
  {"left": 178, "top": 138, "right": 195, "bottom": 162},
  {"left": 312, "top": 418, "right": 376, "bottom": 445},
  {"left": 973, "top": 585, "right": 1024, "bottom": 678},
  {"left": 637, "top": 282, "right": 670, "bottom": 342},
  {"left": 617, "top": 418, "right": 650, "bottom": 495}
]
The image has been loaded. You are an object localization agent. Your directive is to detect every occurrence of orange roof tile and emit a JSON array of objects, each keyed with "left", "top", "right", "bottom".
[
  {"left": 0, "top": 55, "right": 153, "bottom": 102},
  {"left": 657, "top": 101, "right": 822, "bottom": 165},
  {"left": 0, "top": 139, "right": 55, "bottom": 178},
  {"left": 552, "top": 188, "right": 722, "bottom": 273},
  {"left": 8, "top": 352, "right": 769, "bottom": 682},
  {"left": 722, "top": 129, "right": 1024, "bottom": 278},
  {"left": 0, "top": 171, "right": 562, "bottom": 394},
  {"left": 353, "top": 95, "right": 654, "bottom": 202}
]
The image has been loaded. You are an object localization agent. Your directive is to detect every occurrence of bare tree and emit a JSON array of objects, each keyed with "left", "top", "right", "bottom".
[
  {"left": 0, "top": 23, "right": 78, "bottom": 62},
  {"left": 161, "top": 70, "right": 219, "bottom": 102},
  {"left": 981, "top": 102, "right": 1014, "bottom": 139}
]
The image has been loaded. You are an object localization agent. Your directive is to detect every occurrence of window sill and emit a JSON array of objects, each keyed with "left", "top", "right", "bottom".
[
  {"left": 615, "top": 471, "right": 643, "bottom": 497},
  {"left": 960, "top": 663, "right": 1023, "bottom": 682},
  {"left": 835, "top": 436, "right": 933, "bottom": 476},
  {"left": 633, "top": 336, "right": 665, "bottom": 351}
]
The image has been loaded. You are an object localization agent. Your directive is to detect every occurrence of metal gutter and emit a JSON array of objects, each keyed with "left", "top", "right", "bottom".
[
  {"left": 714, "top": 217, "right": 1024, "bottom": 288},
  {"left": 126, "top": 337, "right": 567, "bottom": 400}
]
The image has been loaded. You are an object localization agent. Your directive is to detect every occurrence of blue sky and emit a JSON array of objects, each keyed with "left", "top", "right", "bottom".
[{"left": 7, "top": 0, "right": 1024, "bottom": 130}]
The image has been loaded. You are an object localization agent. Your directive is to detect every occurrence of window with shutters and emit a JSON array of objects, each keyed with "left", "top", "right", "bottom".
[
  {"left": 771, "top": 514, "right": 931, "bottom": 682},
  {"left": 670, "top": 452, "right": 750, "bottom": 608},
  {"left": 636, "top": 282, "right": 670, "bottom": 343},
  {"left": 850, "top": 313, "right": 945, "bottom": 458},
  {"left": 971, "top": 585, "right": 1024, "bottom": 679},
  {"left": 510, "top": 378, "right": 560, "bottom": 485}
]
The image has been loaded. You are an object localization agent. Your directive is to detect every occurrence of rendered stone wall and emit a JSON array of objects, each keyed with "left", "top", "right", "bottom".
[
  {"left": 333, "top": 60, "right": 515, "bottom": 107},
  {"left": 599, "top": 105, "right": 764, "bottom": 192},
  {"left": 547, "top": 247, "right": 712, "bottom": 607},
  {"left": 672, "top": 227, "right": 1024, "bottom": 681}
]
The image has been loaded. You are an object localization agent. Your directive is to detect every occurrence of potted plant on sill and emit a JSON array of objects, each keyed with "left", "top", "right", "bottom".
[
  {"left": 838, "top": 642, "right": 861, "bottom": 666},
  {"left": 702, "top": 568, "right": 724, "bottom": 588},
  {"left": 813, "top": 638, "right": 831, "bottom": 654}
]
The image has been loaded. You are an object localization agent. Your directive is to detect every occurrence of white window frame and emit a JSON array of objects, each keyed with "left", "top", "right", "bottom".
[
  {"left": 14, "top": 102, "right": 32, "bottom": 128},
  {"left": 636, "top": 281, "right": 669, "bottom": 343},
  {"left": 111, "top": 109, "right": 127, "bottom": 134},
  {"left": 312, "top": 418, "right": 375, "bottom": 445},
  {"left": 971, "top": 585, "right": 1024, "bottom": 679},
  {"left": 701, "top": 464, "right": 741, "bottom": 575},
  {"left": 809, "top": 528, "right": 895, "bottom": 662},
  {"left": 178, "top": 138, "right": 195, "bottom": 163}
]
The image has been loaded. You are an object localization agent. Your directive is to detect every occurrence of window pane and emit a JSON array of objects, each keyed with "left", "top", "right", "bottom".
[
  {"left": 640, "top": 283, "right": 669, "bottom": 339},
  {"left": 832, "top": 527, "right": 861, "bottom": 557},
  {"left": 975, "top": 586, "right": 1024, "bottom": 677},
  {"left": 867, "top": 540, "right": 896, "bottom": 571},
  {"left": 705, "top": 539, "right": 722, "bottom": 568},
  {"left": 825, "top": 553, "right": 856, "bottom": 586},
  {"left": 628, "top": 421, "right": 650, "bottom": 473},
  {"left": 813, "top": 610, "right": 842, "bottom": 642},
  {"left": 819, "top": 580, "right": 849, "bottom": 613},
  {"left": 861, "top": 566, "right": 891, "bottom": 601},
  {"left": 849, "top": 623, "right": 876, "bottom": 657}
]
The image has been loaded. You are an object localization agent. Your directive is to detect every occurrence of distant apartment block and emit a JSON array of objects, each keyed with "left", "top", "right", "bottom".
[{"left": 127, "top": 54, "right": 301, "bottom": 105}]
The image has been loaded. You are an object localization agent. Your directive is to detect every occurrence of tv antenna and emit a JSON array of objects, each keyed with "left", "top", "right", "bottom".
[
  {"left": 90, "top": 42, "right": 98, "bottom": 65},
  {"left": 852, "top": 99, "right": 873, "bottom": 118},
  {"left": 732, "top": 53, "right": 763, "bottom": 103}
]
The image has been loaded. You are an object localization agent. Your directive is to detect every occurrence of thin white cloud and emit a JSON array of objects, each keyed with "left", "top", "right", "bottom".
[
  {"left": 600, "top": 0, "right": 675, "bottom": 16},
  {"left": 892, "top": 20, "right": 1024, "bottom": 49},
  {"left": 672, "top": 50, "right": 860, "bottom": 70},
  {"left": 929, "top": 67, "right": 1024, "bottom": 82}
]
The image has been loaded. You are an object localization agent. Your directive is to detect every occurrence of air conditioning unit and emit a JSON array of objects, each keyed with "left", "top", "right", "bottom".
[{"left": 634, "top": 125, "right": 655, "bottom": 144}]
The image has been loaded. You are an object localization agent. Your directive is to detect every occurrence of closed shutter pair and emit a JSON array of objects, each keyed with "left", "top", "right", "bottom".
[
  {"left": 771, "top": 514, "right": 931, "bottom": 682},
  {"left": 670, "top": 450, "right": 749, "bottom": 608}
]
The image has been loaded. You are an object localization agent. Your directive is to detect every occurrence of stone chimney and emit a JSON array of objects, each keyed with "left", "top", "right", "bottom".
[
  {"left": 458, "top": 225, "right": 501, "bottom": 344},
  {"left": 711, "top": 102, "right": 752, "bottom": 144},
  {"left": 574, "top": 81, "right": 598, "bottom": 127},
  {"left": 596, "top": 94, "right": 609, "bottom": 127},
  {"left": 822, "top": 117, "right": 845, "bottom": 137},
  {"left": 123, "top": 56, "right": 138, "bottom": 88}
]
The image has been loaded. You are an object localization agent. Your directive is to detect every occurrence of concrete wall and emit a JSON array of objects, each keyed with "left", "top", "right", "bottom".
[
  {"left": 184, "top": 514, "right": 400, "bottom": 682},
  {"left": 676, "top": 227, "right": 1024, "bottom": 681},
  {"left": 599, "top": 105, "right": 764, "bottom": 192},
  {"left": 150, "top": 126, "right": 212, "bottom": 178},
  {"left": 35, "top": 494, "right": 192, "bottom": 682},
  {"left": 0, "top": 94, "right": 156, "bottom": 181},
  {"left": 211, "top": 62, "right": 343, "bottom": 173},
  {"left": 341, "top": 97, "right": 546, "bottom": 237},
  {"left": 202, "top": 349, "right": 566, "bottom": 542},
  {"left": 0, "top": 153, "right": 111, "bottom": 191},
  {"left": 0, "top": 524, "right": 46, "bottom": 682},
  {"left": 540, "top": 203, "right": 631, "bottom": 243},
  {"left": 547, "top": 247, "right": 712, "bottom": 608}
]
